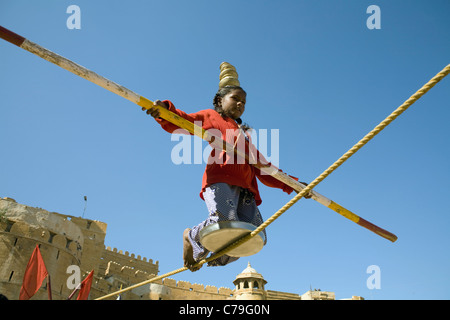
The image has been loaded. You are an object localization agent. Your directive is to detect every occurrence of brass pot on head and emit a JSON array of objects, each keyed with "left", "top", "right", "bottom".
[{"left": 219, "top": 62, "right": 240, "bottom": 88}]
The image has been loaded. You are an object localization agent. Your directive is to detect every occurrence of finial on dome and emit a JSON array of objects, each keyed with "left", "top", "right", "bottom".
[{"left": 219, "top": 62, "right": 240, "bottom": 88}]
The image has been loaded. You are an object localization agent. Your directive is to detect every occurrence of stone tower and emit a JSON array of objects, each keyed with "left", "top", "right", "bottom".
[
  {"left": 233, "top": 262, "right": 267, "bottom": 300},
  {"left": 0, "top": 197, "right": 106, "bottom": 300}
]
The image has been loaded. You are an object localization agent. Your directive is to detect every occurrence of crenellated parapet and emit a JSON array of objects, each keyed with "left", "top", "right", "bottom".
[
  {"left": 1, "top": 197, "right": 358, "bottom": 301},
  {"left": 0, "top": 197, "right": 89, "bottom": 299},
  {"left": 160, "top": 278, "right": 234, "bottom": 300},
  {"left": 100, "top": 246, "right": 159, "bottom": 276}
]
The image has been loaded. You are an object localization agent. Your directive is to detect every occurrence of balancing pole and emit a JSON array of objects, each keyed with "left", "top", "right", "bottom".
[{"left": 0, "top": 25, "right": 397, "bottom": 242}]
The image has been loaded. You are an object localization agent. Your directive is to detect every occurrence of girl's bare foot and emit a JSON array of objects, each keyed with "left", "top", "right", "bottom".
[{"left": 183, "top": 228, "right": 201, "bottom": 272}]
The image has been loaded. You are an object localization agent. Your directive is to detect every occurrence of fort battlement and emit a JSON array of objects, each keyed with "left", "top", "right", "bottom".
[
  {"left": 102, "top": 246, "right": 159, "bottom": 273},
  {"left": 0, "top": 197, "right": 98, "bottom": 299},
  {"left": 104, "top": 260, "right": 158, "bottom": 283},
  {"left": 0, "top": 197, "right": 364, "bottom": 300},
  {"left": 160, "top": 278, "right": 234, "bottom": 300},
  {"left": 90, "top": 256, "right": 233, "bottom": 300},
  {"left": 0, "top": 197, "right": 164, "bottom": 300}
]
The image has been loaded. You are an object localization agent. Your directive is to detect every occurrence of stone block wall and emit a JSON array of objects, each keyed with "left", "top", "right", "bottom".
[{"left": 0, "top": 198, "right": 86, "bottom": 300}]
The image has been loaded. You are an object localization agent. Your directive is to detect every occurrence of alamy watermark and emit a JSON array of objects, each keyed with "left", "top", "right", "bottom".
[
  {"left": 366, "top": 5, "right": 381, "bottom": 30},
  {"left": 66, "top": 5, "right": 81, "bottom": 30},
  {"left": 66, "top": 265, "right": 82, "bottom": 290},
  {"left": 66, "top": 5, "right": 381, "bottom": 31},
  {"left": 169, "top": 122, "right": 280, "bottom": 173},
  {"left": 366, "top": 265, "right": 381, "bottom": 289}
]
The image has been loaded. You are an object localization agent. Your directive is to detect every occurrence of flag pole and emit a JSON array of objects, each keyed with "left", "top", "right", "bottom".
[
  {"left": 67, "top": 284, "right": 80, "bottom": 300},
  {"left": 47, "top": 275, "right": 52, "bottom": 300}
]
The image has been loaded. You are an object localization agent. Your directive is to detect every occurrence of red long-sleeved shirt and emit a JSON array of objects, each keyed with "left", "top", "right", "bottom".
[{"left": 155, "top": 100, "right": 297, "bottom": 205}]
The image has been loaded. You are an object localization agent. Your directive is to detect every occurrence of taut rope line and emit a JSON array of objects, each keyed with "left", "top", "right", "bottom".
[{"left": 95, "top": 64, "right": 449, "bottom": 300}]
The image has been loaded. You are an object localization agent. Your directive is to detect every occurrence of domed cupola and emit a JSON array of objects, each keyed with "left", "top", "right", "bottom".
[{"left": 233, "top": 262, "right": 267, "bottom": 300}]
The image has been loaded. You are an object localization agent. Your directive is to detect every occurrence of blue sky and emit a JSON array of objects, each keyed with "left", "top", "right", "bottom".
[{"left": 1, "top": 0, "right": 449, "bottom": 300}]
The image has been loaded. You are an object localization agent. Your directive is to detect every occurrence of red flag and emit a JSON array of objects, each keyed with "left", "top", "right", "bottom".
[
  {"left": 19, "top": 245, "right": 48, "bottom": 300},
  {"left": 76, "top": 270, "right": 94, "bottom": 300}
]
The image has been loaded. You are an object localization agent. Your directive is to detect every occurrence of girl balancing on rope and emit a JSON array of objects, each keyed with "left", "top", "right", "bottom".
[{"left": 144, "top": 63, "right": 307, "bottom": 271}]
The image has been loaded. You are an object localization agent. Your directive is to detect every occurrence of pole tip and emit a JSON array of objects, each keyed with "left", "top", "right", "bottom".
[{"left": 0, "top": 26, "right": 26, "bottom": 47}]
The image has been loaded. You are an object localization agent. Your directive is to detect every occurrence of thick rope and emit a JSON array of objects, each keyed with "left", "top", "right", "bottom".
[{"left": 95, "top": 64, "right": 449, "bottom": 300}]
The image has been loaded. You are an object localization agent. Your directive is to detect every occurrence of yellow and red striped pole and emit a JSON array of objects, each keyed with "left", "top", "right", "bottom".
[{"left": 0, "top": 25, "right": 397, "bottom": 242}]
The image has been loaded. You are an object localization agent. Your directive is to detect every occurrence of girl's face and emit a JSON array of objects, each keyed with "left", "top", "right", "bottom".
[{"left": 219, "top": 89, "right": 246, "bottom": 120}]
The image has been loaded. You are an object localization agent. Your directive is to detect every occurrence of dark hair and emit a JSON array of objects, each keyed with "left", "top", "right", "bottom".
[{"left": 213, "top": 86, "right": 251, "bottom": 131}]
